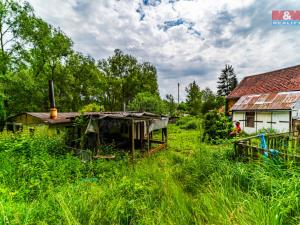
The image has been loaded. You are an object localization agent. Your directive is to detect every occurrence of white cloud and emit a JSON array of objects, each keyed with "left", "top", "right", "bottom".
[{"left": 26, "top": 0, "right": 300, "bottom": 101}]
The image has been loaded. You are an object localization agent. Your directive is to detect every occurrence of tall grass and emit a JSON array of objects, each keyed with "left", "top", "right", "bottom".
[{"left": 0, "top": 125, "right": 299, "bottom": 224}]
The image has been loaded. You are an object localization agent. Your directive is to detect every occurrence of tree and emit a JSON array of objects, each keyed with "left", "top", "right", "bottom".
[
  {"left": 201, "top": 88, "right": 226, "bottom": 114},
  {"left": 165, "top": 94, "right": 176, "bottom": 116},
  {"left": 128, "top": 92, "right": 167, "bottom": 114},
  {"left": 185, "top": 81, "right": 202, "bottom": 115},
  {"left": 217, "top": 64, "right": 238, "bottom": 96},
  {"left": 0, "top": 0, "right": 34, "bottom": 76},
  {"left": 98, "top": 49, "right": 159, "bottom": 111},
  {"left": 202, "top": 110, "right": 233, "bottom": 143}
]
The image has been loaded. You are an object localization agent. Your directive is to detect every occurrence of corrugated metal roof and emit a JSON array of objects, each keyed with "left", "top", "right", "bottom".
[
  {"left": 16, "top": 111, "right": 163, "bottom": 124},
  {"left": 228, "top": 65, "right": 300, "bottom": 99},
  {"left": 231, "top": 91, "right": 300, "bottom": 111}
]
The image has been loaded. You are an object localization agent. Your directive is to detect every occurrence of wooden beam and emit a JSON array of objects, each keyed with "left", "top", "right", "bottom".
[
  {"left": 131, "top": 119, "right": 135, "bottom": 166},
  {"left": 145, "top": 121, "right": 149, "bottom": 153},
  {"left": 140, "top": 122, "right": 144, "bottom": 151}
]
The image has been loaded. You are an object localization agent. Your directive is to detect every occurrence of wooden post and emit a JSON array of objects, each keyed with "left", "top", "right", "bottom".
[
  {"left": 140, "top": 122, "right": 144, "bottom": 152},
  {"left": 131, "top": 119, "right": 135, "bottom": 166},
  {"left": 146, "top": 121, "right": 150, "bottom": 154},
  {"left": 149, "top": 132, "right": 152, "bottom": 149},
  {"left": 165, "top": 127, "right": 168, "bottom": 146}
]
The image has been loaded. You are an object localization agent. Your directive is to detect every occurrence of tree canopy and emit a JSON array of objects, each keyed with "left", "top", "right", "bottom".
[
  {"left": 217, "top": 64, "right": 238, "bottom": 96},
  {"left": 0, "top": 0, "right": 161, "bottom": 126}
]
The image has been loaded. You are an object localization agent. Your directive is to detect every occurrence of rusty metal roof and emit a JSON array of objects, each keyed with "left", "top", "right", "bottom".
[
  {"left": 228, "top": 65, "right": 300, "bottom": 99},
  {"left": 10, "top": 111, "right": 164, "bottom": 125},
  {"left": 231, "top": 91, "right": 300, "bottom": 111}
]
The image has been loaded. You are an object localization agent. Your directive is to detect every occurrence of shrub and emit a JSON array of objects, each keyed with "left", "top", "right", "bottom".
[
  {"left": 202, "top": 110, "right": 233, "bottom": 143},
  {"left": 175, "top": 116, "right": 200, "bottom": 130}
]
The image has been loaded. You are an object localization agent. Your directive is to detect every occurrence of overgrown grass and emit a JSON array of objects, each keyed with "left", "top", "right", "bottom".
[{"left": 0, "top": 125, "right": 299, "bottom": 224}]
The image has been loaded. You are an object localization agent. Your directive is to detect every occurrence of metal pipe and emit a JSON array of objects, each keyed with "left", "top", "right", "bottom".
[{"left": 49, "top": 80, "right": 56, "bottom": 108}]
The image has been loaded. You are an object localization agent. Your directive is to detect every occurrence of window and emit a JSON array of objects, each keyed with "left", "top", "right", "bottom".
[
  {"left": 245, "top": 112, "right": 255, "bottom": 128},
  {"left": 6, "top": 122, "right": 23, "bottom": 133}
]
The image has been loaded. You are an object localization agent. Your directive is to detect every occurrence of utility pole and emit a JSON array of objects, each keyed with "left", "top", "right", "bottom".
[{"left": 177, "top": 82, "right": 180, "bottom": 104}]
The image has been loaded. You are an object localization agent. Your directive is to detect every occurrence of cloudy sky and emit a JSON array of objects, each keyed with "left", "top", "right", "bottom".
[{"left": 27, "top": 0, "right": 300, "bottom": 101}]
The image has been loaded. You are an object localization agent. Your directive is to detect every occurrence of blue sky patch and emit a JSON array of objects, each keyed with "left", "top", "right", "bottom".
[{"left": 143, "top": 0, "right": 161, "bottom": 6}]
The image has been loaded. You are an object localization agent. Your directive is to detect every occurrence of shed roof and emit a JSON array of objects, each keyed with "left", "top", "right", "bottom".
[
  {"left": 231, "top": 91, "right": 300, "bottom": 111},
  {"left": 228, "top": 65, "right": 300, "bottom": 99},
  {"left": 9, "top": 111, "right": 164, "bottom": 125}
]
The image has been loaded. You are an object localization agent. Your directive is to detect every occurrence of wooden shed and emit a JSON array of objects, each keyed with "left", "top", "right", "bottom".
[{"left": 5, "top": 111, "right": 169, "bottom": 157}]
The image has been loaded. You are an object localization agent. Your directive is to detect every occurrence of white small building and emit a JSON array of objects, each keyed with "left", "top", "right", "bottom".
[
  {"left": 231, "top": 92, "right": 300, "bottom": 133},
  {"left": 227, "top": 65, "right": 300, "bottom": 134}
]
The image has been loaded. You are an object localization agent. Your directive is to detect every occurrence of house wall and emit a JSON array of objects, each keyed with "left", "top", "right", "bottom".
[
  {"left": 256, "top": 112, "right": 272, "bottom": 131},
  {"left": 6, "top": 114, "right": 65, "bottom": 135},
  {"left": 272, "top": 111, "right": 290, "bottom": 132},
  {"left": 232, "top": 112, "right": 245, "bottom": 130},
  {"left": 232, "top": 110, "right": 291, "bottom": 134}
]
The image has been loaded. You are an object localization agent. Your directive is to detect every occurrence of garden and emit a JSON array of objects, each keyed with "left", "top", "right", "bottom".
[{"left": 0, "top": 117, "right": 299, "bottom": 224}]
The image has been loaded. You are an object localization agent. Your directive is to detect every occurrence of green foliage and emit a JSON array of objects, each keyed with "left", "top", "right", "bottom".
[
  {"left": 176, "top": 116, "right": 201, "bottom": 130},
  {"left": 128, "top": 92, "right": 167, "bottom": 114},
  {"left": 0, "top": 125, "right": 300, "bottom": 224},
  {"left": 98, "top": 49, "right": 159, "bottom": 111},
  {"left": 184, "top": 81, "right": 225, "bottom": 116},
  {"left": 0, "top": 93, "right": 5, "bottom": 130},
  {"left": 217, "top": 64, "right": 238, "bottom": 96},
  {"left": 80, "top": 103, "right": 104, "bottom": 112},
  {"left": 201, "top": 88, "right": 225, "bottom": 114},
  {"left": 0, "top": 2, "right": 160, "bottom": 117},
  {"left": 202, "top": 110, "right": 233, "bottom": 143},
  {"left": 164, "top": 94, "right": 177, "bottom": 116},
  {"left": 185, "top": 81, "right": 202, "bottom": 115}
]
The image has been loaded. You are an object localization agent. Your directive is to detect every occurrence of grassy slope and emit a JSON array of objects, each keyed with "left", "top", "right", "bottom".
[{"left": 0, "top": 125, "right": 300, "bottom": 224}]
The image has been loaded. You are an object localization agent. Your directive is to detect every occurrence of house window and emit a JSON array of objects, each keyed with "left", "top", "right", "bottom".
[{"left": 245, "top": 112, "right": 255, "bottom": 128}]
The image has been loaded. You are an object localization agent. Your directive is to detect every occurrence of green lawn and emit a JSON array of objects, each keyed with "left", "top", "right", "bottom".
[{"left": 0, "top": 125, "right": 299, "bottom": 224}]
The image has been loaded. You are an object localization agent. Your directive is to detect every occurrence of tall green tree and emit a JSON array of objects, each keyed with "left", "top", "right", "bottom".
[
  {"left": 185, "top": 81, "right": 202, "bottom": 115},
  {"left": 165, "top": 94, "right": 176, "bottom": 116},
  {"left": 98, "top": 49, "right": 159, "bottom": 111},
  {"left": 217, "top": 64, "right": 238, "bottom": 96},
  {"left": 128, "top": 92, "right": 166, "bottom": 114},
  {"left": 201, "top": 87, "right": 226, "bottom": 114},
  {"left": 3, "top": 12, "right": 73, "bottom": 113},
  {"left": 0, "top": 0, "right": 34, "bottom": 76}
]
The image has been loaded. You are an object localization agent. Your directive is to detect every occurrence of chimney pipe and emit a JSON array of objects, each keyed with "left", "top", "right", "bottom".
[{"left": 49, "top": 80, "right": 57, "bottom": 119}]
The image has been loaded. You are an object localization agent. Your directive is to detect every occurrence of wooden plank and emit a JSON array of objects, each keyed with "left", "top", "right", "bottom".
[{"left": 144, "top": 143, "right": 166, "bottom": 156}]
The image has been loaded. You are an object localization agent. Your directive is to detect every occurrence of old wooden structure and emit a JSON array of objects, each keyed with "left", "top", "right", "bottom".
[
  {"left": 5, "top": 80, "right": 169, "bottom": 160},
  {"left": 77, "top": 112, "right": 169, "bottom": 160},
  {"left": 5, "top": 111, "right": 169, "bottom": 160}
]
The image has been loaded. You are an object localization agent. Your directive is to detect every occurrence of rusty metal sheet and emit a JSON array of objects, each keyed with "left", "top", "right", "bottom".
[
  {"left": 231, "top": 91, "right": 300, "bottom": 111},
  {"left": 25, "top": 111, "right": 164, "bottom": 125}
]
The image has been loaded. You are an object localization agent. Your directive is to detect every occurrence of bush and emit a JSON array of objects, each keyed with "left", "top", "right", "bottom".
[
  {"left": 175, "top": 116, "right": 200, "bottom": 130},
  {"left": 202, "top": 110, "right": 233, "bottom": 143}
]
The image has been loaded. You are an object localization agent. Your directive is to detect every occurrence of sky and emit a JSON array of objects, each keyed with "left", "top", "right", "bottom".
[{"left": 26, "top": 0, "right": 300, "bottom": 101}]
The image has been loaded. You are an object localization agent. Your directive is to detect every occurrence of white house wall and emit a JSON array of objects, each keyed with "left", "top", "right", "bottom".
[
  {"left": 256, "top": 112, "right": 271, "bottom": 132},
  {"left": 232, "top": 111, "right": 291, "bottom": 134},
  {"left": 272, "top": 111, "right": 290, "bottom": 132},
  {"left": 232, "top": 112, "right": 244, "bottom": 130}
]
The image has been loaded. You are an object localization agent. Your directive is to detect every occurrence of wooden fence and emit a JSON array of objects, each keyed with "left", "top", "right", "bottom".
[{"left": 234, "top": 132, "right": 300, "bottom": 162}]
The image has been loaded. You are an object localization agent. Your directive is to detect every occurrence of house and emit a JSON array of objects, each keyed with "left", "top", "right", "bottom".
[{"left": 227, "top": 65, "right": 300, "bottom": 134}]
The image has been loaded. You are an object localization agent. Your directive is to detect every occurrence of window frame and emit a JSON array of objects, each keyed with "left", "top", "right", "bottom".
[{"left": 245, "top": 111, "right": 255, "bottom": 128}]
